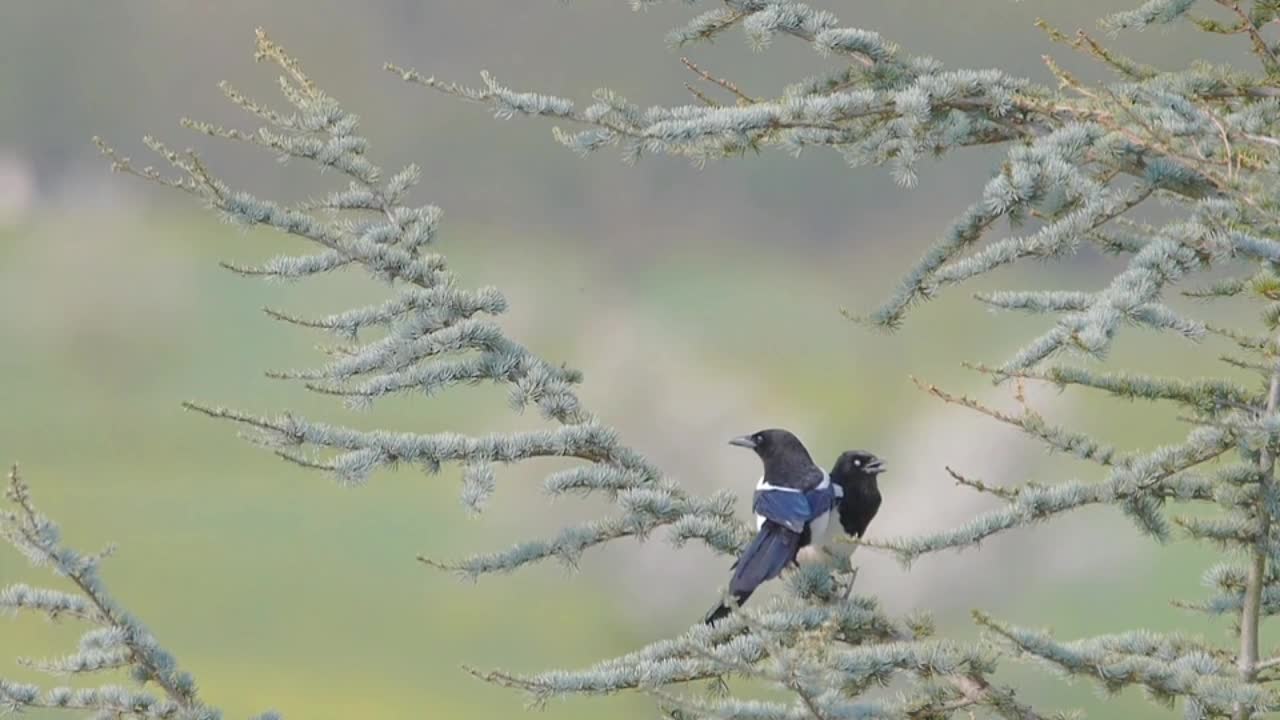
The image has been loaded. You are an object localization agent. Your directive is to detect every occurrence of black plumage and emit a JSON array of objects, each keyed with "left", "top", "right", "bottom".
[
  {"left": 829, "top": 450, "right": 884, "bottom": 539},
  {"left": 737, "top": 429, "right": 825, "bottom": 491}
]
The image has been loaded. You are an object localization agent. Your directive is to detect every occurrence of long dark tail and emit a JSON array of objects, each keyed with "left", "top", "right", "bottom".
[
  {"left": 704, "top": 591, "right": 751, "bottom": 625},
  {"left": 703, "top": 522, "right": 801, "bottom": 625}
]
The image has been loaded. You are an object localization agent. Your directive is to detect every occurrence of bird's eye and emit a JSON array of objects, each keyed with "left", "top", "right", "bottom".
[
  {"left": 854, "top": 459, "right": 862, "bottom": 466},
  {"left": 753, "top": 434, "right": 763, "bottom": 444}
]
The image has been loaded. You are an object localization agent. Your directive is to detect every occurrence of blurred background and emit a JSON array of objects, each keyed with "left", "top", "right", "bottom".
[{"left": 0, "top": 2, "right": 1263, "bottom": 718}]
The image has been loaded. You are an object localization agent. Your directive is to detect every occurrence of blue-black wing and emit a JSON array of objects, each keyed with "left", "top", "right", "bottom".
[
  {"left": 753, "top": 489, "right": 814, "bottom": 534},
  {"left": 804, "top": 485, "right": 838, "bottom": 519},
  {"left": 705, "top": 485, "right": 835, "bottom": 625},
  {"left": 705, "top": 520, "right": 803, "bottom": 624},
  {"left": 726, "top": 522, "right": 802, "bottom": 598}
]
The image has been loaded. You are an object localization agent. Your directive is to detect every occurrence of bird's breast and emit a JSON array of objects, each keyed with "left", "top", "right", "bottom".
[
  {"left": 808, "top": 509, "right": 835, "bottom": 546},
  {"left": 796, "top": 509, "right": 839, "bottom": 565}
]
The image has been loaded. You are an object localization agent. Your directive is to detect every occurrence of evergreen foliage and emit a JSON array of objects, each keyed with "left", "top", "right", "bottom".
[
  {"left": 1, "top": 466, "right": 277, "bottom": 720},
  {"left": 4, "top": 0, "right": 1280, "bottom": 717},
  {"left": 385, "top": 1, "right": 1280, "bottom": 715}
]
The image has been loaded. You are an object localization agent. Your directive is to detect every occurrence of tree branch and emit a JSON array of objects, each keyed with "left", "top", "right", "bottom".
[{"left": 1234, "top": 339, "right": 1280, "bottom": 719}]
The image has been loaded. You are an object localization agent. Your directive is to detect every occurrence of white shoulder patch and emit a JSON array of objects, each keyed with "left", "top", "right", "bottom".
[{"left": 753, "top": 469, "right": 833, "bottom": 530}]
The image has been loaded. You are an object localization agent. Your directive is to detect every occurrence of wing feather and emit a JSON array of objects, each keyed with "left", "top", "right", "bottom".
[{"left": 753, "top": 489, "right": 813, "bottom": 534}]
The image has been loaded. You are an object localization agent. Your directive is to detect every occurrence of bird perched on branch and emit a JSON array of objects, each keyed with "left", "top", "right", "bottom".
[
  {"left": 704, "top": 429, "right": 886, "bottom": 624},
  {"left": 828, "top": 449, "right": 885, "bottom": 542}
]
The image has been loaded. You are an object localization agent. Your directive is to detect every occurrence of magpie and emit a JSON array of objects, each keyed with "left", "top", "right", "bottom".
[
  {"left": 827, "top": 449, "right": 886, "bottom": 542},
  {"left": 703, "top": 430, "right": 886, "bottom": 625},
  {"left": 703, "top": 428, "right": 831, "bottom": 625}
]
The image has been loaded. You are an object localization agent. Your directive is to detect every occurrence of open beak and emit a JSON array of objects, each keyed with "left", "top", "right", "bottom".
[
  {"left": 865, "top": 458, "right": 887, "bottom": 474},
  {"left": 729, "top": 435, "right": 758, "bottom": 449}
]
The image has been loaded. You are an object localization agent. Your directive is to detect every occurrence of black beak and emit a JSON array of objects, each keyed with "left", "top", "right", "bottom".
[
  {"left": 865, "top": 458, "right": 887, "bottom": 474},
  {"left": 729, "top": 435, "right": 757, "bottom": 449}
]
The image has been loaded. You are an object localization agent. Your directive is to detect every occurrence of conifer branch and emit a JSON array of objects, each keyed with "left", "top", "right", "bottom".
[
  {"left": 1212, "top": 0, "right": 1280, "bottom": 74},
  {"left": 1, "top": 467, "right": 259, "bottom": 718},
  {"left": 910, "top": 375, "right": 1124, "bottom": 466},
  {"left": 1035, "top": 19, "right": 1157, "bottom": 80},
  {"left": 969, "top": 363, "right": 1263, "bottom": 416},
  {"left": 101, "top": 31, "right": 742, "bottom": 580},
  {"left": 946, "top": 466, "right": 1019, "bottom": 500},
  {"left": 463, "top": 586, "right": 1045, "bottom": 719},
  {"left": 404, "top": 0, "right": 1280, "bottom": 340},
  {"left": 976, "top": 611, "right": 1270, "bottom": 716},
  {"left": 61, "top": 5, "right": 1280, "bottom": 719},
  {"left": 871, "top": 424, "right": 1234, "bottom": 563}
]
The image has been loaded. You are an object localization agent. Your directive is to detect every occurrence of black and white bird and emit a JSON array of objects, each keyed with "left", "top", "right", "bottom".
[
  {"left": 827, "top": 449, "right": 886, "bottom": 544},
  {"left": 703, "top": 429, "right": 886, "bottom": 625}
]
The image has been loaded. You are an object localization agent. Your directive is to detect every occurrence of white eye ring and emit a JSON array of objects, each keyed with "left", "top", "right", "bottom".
[{"left": 854, "top": 459, "right": 862, "bottom": 466}]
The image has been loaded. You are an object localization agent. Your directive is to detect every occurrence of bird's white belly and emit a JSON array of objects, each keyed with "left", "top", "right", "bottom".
[
  {"left": 809, "top": 509, "right": 833, "bottom": 544},
  {"left": 796, "top": 509, "right": 835, "bottom": 565}
]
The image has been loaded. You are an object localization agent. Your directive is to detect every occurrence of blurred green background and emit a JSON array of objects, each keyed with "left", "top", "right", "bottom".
[{"left": 0, "top": 1, "right": 1266, "bottom": 718}]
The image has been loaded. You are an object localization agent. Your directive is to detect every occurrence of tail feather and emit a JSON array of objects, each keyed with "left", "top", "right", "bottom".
[
  {"left": 703, "top": 522, "right": 801, "bottom": 625},
  {"left": 704, "top": 591, "right": 751, "bottom": 625}
]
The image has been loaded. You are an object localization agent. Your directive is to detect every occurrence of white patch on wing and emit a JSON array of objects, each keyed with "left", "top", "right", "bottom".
[
  {"left": 753, "top": 470, "right": 835, "bottom": 537},
  {"left": 754, "top": 475, "right": 767, "bottom": 529},
  {"left": 814, "top": 471, "right": 834, "bottom": 543},
  {"left": 807, "top": 472, "right": 839, "bottom": 549}
]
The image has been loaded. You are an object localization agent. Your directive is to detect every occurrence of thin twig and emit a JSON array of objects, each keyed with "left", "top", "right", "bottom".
[
  {"left": 1214, "top": 0, "right": 1280, "bottom": 72},
  {"left": 910, "top": 376, "right": 1029, "bottom": 428},
  {"left": 1209, "top": 111, "right": 1236, "bottom": 181},
  {"left": 680, "top": 57, "right": 756, "bottom": 104},
  {"left": 946, "top": 466, "right": 1019, "bottom": 500},
  {"left": 683, "top": 83, "right": 719, "bottom": 107}
]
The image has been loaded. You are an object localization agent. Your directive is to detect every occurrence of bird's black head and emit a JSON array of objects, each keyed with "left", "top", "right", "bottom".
[
  {"left": 729, "top": 429, "right": 812, "bottom": 463},
  {"left": 830, "top": 450, "right": 887, "bottom": 483}
]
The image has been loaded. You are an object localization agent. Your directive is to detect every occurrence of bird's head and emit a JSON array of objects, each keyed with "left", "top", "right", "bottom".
[
  {"left": 729, "top": 428, "right": 810, "bottom": 463},
  {"left": 830, "top": 450, "right": 887, "bottom": 482}
]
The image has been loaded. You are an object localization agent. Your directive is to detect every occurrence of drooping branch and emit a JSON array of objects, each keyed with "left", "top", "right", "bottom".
[
  {"left": 99, "top": 30, "right": 746, "bottom": 579},
  {"left": 977, "top": 611, "right": 1271, "bottom": 717},
  {"left": 1, "top": 466, "right": 270, "bottom": 719}
]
